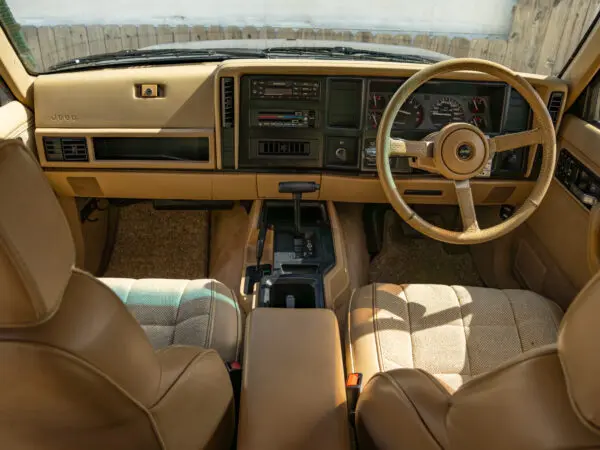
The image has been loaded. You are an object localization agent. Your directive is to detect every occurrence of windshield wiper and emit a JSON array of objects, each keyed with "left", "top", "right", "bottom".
[
  {"left": 48, "top": 48, "right": 265, "bottom": 72},
  {"left": 263, "top": 46, "right": 439, "bottom": 63}
]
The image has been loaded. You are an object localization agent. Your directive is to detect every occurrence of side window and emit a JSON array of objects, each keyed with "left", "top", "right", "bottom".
[
  {"left": 583, "top": 73, "right": 600, "bottom": 127},
  {"left": 0, "top": 78, "right": 15, "bottom": 106}
]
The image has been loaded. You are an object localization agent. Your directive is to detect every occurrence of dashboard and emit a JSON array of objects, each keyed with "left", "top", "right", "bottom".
[
  {"left": 238, "top": 75, "right": 527, "bottom": 177},
  {"left": 32, "top": 60, "right": 567, "bottom": 204}
]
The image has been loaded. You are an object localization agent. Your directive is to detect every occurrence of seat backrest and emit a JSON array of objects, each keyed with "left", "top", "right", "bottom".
[
  {"left": 356, "top": 262, "right": 600, "bottom": 449},
  {"left": 0, "top": 140, "right": 164, "bottom": 449}
]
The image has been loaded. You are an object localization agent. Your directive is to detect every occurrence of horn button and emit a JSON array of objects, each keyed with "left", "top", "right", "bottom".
[{"left": 435, "top": 123, "right": 489, "bottom": 179}]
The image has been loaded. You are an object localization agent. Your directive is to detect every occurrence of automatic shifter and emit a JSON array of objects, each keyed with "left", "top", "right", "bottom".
[{"left": 278, "top": 181, "right": 320, "bottom": 258}]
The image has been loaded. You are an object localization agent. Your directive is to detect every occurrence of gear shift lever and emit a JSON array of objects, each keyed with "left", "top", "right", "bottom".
[{"left": 278, "top": 182, "right": 320, "bottom": 235}]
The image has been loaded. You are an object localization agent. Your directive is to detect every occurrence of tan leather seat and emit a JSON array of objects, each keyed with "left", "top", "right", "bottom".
[
  {"left": 0, "top": 140, "right": 235, "bottom": 449},
  {"left": 101, "top": 277, "right": 243, "bottom": 362},
  {"left": 348, "top": 282, "right": 600, "bottom": 449}
]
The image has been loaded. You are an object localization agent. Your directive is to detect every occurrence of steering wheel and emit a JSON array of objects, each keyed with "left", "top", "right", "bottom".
[{"left": 376, "top": 58, "right": 557, "bottom": 245}]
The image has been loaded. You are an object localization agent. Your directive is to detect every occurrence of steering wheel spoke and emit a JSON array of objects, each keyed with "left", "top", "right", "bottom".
[
  {"left": 489, "top": 128, "right": 542, "bottom": 153},
  {"left": 454, "top": 180, "right": 480, "bottom": 233},
  {"left": 388, "top": 137, "right": 434, "bottom": 158}
]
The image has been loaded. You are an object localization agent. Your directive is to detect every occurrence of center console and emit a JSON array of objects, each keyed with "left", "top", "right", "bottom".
[{"left": 244, "top": 182, "right": 335, "bottom": 310}]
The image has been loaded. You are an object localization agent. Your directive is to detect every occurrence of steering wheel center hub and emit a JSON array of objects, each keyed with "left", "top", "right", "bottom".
[{"left": 435, "top": 123, "right": 489, "bottom": 180}]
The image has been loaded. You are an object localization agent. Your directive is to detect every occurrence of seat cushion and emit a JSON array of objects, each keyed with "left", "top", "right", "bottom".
[
  {"left": 101, "top": 278, "right": 243, "bottom": 362},
  {"left": 347, "top": 283, "right": 564, "bottom": 390}
]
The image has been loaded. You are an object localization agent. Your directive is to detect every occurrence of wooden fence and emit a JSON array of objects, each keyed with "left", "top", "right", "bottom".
[{"left": 19, "top": 0, "right": 600, "bottom": 75}]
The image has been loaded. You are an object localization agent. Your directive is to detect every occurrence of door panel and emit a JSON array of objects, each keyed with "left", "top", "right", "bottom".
[{"left": 519, "top": 114, "right": 600, "bottom": 306}]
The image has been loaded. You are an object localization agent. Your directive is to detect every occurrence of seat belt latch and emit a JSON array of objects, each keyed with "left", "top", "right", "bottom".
[{"left": 346, "top": 373, "right": 363, "bottom": 424}]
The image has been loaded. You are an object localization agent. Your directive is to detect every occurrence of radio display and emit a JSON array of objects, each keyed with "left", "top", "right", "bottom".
[{"left": 264, "top": 88, "right": 293, "bottom": 96}]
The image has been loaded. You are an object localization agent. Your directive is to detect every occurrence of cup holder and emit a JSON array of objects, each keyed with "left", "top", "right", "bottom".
[{"left": 259, "top": 274, "right": 323, "bottom": 309}]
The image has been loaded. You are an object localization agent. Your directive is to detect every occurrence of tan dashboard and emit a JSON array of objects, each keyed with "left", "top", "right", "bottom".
[{"left": 34, "top": 59, "right": 568, "bottom": 204}]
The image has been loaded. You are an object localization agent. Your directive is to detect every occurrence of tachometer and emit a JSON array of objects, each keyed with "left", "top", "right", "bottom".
[
  {"left": 430, "top": 97, "right": 465, "bottom": 128},
  {"left": 393, "top": 97, "right": 424, "bottom": 130}
]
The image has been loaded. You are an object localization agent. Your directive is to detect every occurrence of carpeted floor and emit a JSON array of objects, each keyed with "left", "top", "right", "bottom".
[
  {"left": 103, "top": 202, "right": 209, "bottom": 279},
  {"left": 369, "top": 211, "right": 484, "bottom": 286}
]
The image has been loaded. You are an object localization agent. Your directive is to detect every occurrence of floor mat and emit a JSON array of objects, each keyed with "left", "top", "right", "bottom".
[
  {"left": 103, "top": 202, "right": 209, "bottom": 279},
  {"left": 369, "top": 211, "right": 484, "bottom": 286}
]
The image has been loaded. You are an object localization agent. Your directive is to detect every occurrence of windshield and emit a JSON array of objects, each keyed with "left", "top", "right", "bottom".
[{"left": 1, "top": 0, "right": 599, "bottom": 75}]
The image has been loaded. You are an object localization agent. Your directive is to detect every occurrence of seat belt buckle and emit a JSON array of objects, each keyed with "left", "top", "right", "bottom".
[{"left": 346, "top": 373, "right": 363, "bottom": 424}]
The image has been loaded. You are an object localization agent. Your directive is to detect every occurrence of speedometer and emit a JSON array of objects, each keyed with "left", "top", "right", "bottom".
[{"left": 430, "top": 97, "right": 465, "bottom": 128}]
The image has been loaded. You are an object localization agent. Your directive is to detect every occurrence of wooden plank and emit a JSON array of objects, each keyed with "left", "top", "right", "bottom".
[
  {"left": 69, "top": 25, "right": 90, "bottom": 59},
  {"left": 156, "top": 25, "right": 174, "bottom": 45},
  {"left": 265, "top": 26, "right": 278, "bottom": 39},
  {"left": 21, "top": 26, "right": 44, "bottom": 71},
  {"left": 137, "top": 24, "right": 158, "bottom": 47},
  {"left": 468, "top": 38, "right": 490, "bottom": 60},
  {"left": 86, "top": 25, "right": 107, "bottom": 56},
  {"left": 394, "top": 34, "right": 413, "bottom": 46},
  {"left": 174, "top": 25, "right": 191, "bottom": 43},
  {"left": 413, "top": 34, "right": 432, "bottom": 50},
  {"left": 553, "top": 0, "right": 591, "bottom": 73},
  {"left": 277, "top": 27, "right": 298, "bottom": 39},
  {"left": 191, "top": 25, "right": 208, "bottom": 41},
  {"left": 504, "top": 0, "right": 535, "bottom": 72},
  {"left": 225, "top": 26, "right": 242, "bottom": 40},
  {"left": 356, "top": 32, "right": 374, "bottom": 43},
  {"left": 36, "top": 26, "right": 59, "bottom": 69},
  {"left": 375, "top": 33, "right": 395, "bottom": 45},
  {"left": 242, "top": 26, "right": 259, "bottom": 40},
  {"left": 208, "top": 26, "right": 223, "bottom": 40},
  {"left": 121, "top": 25, "right": 139, "bottom": 50},
  {"left": 104, "top": 25, "right": 123, "bottom": 53},
  {"left": 449, "top": 37, "right": 471, "bottom": 58},
  {"left": 53, "top": 25, "right": 73, "bottom": 64},
  {"left": 534, "top": 0, "right": 574, "bottom": 75},
  {"left": 487, "top": 39, "right": 508, "bottom": 66},
  {"left": 430, "top": 35, "right": 450, "bottom": 55}
]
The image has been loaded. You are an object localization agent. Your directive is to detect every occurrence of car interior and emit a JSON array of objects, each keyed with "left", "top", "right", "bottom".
[{"left": 1, "top": 6, "right": 600, "bottom": 450}]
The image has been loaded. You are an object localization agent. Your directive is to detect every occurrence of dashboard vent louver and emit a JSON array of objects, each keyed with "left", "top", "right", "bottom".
[
  {"left": 258, "top": 140, "right": 311, "bottom": 156},
  {"left": 547, "top": 91, "right": 564, "bottom": 126},
  {"left": 221, "top": 77, "right": 235, "bottom": 128},
  {"left": 43, "top": 137, "right": 88, "bottom": 162}
]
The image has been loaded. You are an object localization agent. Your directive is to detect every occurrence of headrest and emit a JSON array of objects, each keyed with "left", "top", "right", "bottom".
[
  {"left": 558, "top": 271, "right": 600, "bottom": 432},
  {"left": 0, "top": 140, "right": 75, "bottom": 327}
]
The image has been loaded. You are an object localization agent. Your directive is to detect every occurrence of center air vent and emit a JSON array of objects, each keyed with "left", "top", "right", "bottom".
[
  {"left": 258, "top": 140, "right": 311, "bottom": 156},
  {"left": 43, "top": 137, "right": 88, "bottom": 162},
  {"left": 547, "top": 91, "right": 564, "bottom": 126}
]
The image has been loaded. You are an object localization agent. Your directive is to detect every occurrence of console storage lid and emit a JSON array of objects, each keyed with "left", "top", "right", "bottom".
[{"left": 238, "top": 308, "right": 350, "bottom": 450}]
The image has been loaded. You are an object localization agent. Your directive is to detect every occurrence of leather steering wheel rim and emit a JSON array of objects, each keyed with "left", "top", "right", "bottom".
[{"left": 376, "top": 58, "right": 557, "bottom": 245}]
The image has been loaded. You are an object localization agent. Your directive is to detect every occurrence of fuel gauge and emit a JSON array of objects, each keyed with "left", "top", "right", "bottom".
[
  {"left": 468, "top": 97, "right": 487, "bottom": 114},
  {"left": 470, "top": 115, "right": 487, "bottom": 130}
]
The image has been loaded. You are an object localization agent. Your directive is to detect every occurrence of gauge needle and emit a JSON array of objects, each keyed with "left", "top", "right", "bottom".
[
  {"left": 398, "top": 109, "right": 411, "bottom": 116},
  {"left": 432, "top": 112, "right": 452, "bottom": 117}
]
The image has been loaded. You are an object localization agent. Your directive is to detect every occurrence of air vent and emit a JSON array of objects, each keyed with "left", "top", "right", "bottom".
[
  {"left": 547, "top": 91, "right": 564, "bottom": 126},
  {"left": 221, "top": 77, "right": 234, "bottom": 128},
  {"left": 258, "top": 140, "right": 311, "bottom": 156},
  {"left": 43, "top": 137, "right": 88, "bottom": 162}
]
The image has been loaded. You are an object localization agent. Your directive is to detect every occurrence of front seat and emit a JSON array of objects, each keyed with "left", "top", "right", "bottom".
[
  {"left": 348, "top": 283, "right": 600, "bottom": 449},
  {"left": 0, "top": 139, "right": 235, "bottom": 449},
  {"left": 101, "top": 277, "right": 243, "bottom": 362}
]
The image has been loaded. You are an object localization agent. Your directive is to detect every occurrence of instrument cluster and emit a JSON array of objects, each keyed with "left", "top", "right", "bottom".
[{"left": 367, "top": 80, "right": 496, "bottom": 133}]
